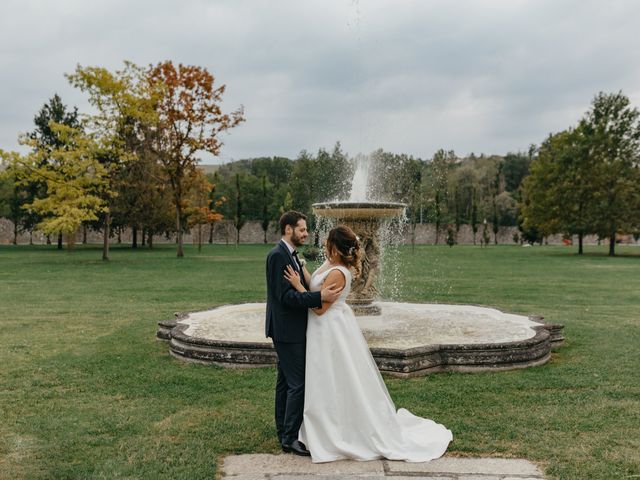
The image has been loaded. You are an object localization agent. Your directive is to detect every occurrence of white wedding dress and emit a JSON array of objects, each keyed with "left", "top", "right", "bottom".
[{"left": 299, "top": 264, "right": 453, "bottom": 463}]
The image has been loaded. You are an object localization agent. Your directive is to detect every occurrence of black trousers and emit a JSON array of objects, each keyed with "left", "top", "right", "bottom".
[{"left": 272, "top": 341, "right": 306, "bottom": 445}]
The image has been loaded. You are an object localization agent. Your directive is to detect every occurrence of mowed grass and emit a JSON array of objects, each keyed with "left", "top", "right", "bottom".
[{"left": 0, "top": 243, "right": 639, "bottom": 479}]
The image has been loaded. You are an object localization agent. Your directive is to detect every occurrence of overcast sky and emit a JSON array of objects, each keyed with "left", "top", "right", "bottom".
[{"left": 2, "top": 0, "right": 640, "bottom": 164}]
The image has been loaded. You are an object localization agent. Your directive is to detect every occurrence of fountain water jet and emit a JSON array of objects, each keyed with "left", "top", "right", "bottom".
[{"left": 313, "top": 154, "right": 406, "bottom": 314}]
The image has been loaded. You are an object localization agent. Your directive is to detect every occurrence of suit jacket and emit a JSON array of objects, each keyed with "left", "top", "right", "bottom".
[{"left": 265, "top": 240, "right": 322, "bottom": 343}]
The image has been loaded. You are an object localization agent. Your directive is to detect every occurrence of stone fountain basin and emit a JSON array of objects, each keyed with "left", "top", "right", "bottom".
[
  {"left": 157, "top": 302, "right": 564, "bottom": 377},
  {"left": 312, "top": 201, "right": 406, "bottom": 219}
]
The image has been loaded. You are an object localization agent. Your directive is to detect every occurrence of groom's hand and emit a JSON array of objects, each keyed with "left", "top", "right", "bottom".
[{"left": 320, "top": 283, "right": 343, "bottom": 303}]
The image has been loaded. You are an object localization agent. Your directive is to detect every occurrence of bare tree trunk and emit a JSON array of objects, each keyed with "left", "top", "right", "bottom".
[
  {"left": 198, "top": 224, "right": 203, "bottom": 253},
  {"left": 176, "top": 203, "right": 184, "bottom": 258},
  {"left": 12, "top": 222, "right": 18, "bottom": 245},
  {"left": 141, "top": 228, "right": 146, "bottom": 247},
  {"left": 117, "top": 228, "right": 122, "bottom": 244},
  {"left": 29, "top": 231, "right": 33, "bottom": 245},
  {"left": 209, "top": 223, "right": 214, "bottom": 244},
  {"left": 46, "top": 234, "right": 51, "bottom": 245},
  {"left": 609, "top": 232, "right": 616, "bottom": 257},
  {"left": 102, "top": 212, "right": 110, "bottom": 261},
  {"left": 57, "top": 232, "right": 63, "bottom": 250},
  {"left": 82, "top": 225, "right": 87, "bottom": 244},
  {"left": 578, "top": 233, "right": 584, "bottom": 255},
  {"left": 65, "top": 231, "right": 76, "bottom": 251},
  {"left": 411, "top": 222, "right": 416, "bottom": 254},
  {"left": 148, "top": 232, "right": 154, "bottom": 249},
  {"left": 132, "top": 227, "right": 138, "bottom": 249}
]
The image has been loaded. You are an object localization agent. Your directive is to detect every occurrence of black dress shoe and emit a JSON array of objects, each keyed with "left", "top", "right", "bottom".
[{"left": 282, "top": 439, "right": 311, "bottom": 456}]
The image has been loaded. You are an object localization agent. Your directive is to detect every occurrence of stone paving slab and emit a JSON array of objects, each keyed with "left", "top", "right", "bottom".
[
  {"left": 385, "top": 457, "right": 542, "bottom": 476},
  {"left": 221, "top": 454, "right": 544, "bottom": 479},
  {"left": 223, "top": 454, "right": 385, "bottom": 476}
]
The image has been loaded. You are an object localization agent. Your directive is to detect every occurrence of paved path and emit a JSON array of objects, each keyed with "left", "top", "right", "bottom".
[{"left": 221, "top": 454, "right": 545, "bottom": 480}]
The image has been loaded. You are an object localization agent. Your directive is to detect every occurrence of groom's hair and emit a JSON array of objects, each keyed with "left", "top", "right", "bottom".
[{"left": 280, "top": 210, "right": 307, "bottom": 234}]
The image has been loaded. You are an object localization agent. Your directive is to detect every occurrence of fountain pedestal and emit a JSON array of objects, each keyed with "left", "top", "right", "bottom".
[{"left": 312, "top": 201, "right": 406, "bottom": 315}]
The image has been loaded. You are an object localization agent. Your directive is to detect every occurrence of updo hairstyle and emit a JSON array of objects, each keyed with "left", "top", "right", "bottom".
[{"left": 326, "top": 225, "right": 362, "bottom": 278}]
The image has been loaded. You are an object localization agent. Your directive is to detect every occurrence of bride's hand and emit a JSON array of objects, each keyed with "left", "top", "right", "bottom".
[{"left": 284, "top": 265, "right": 304, "bottom": 291}]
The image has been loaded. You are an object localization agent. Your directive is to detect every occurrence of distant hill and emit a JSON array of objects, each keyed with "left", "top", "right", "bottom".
[{"left": 198, "top": 164, "right": 220, "bottom": 175}]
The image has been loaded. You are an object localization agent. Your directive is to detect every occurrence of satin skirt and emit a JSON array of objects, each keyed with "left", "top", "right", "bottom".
[{"left": 300, "top": 302, "right": 453, "bottom": 463}]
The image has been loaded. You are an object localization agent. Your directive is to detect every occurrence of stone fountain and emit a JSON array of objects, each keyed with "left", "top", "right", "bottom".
[
  {"left": 312, "top": 157, "right": 406, "bottom": 314},
  {"left": 312, "top": 201, "right": 405, "bottom": 315},
  {"left": 157, "top": 155, "right": 564, "bottom": 376}
]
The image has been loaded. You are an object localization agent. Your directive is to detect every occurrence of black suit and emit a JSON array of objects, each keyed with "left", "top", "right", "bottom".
[{"left": 265, "top": 240, "right": 322, "bottom": 445}]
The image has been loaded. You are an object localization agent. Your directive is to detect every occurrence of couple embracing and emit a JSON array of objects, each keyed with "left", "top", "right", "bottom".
[{"left": 265, "top": 211, "right": 453, "bottom": 463}]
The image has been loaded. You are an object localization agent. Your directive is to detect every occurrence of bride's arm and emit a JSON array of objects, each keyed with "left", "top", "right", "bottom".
[
  {"left": 301, "top": 264, "right": 312, "bottom": 286},
  {"left": 283, "top": 265, "right": 345, "bottom": 306},
  {"left": 313, "top": 269, "right": 346, "bottom": 316}
]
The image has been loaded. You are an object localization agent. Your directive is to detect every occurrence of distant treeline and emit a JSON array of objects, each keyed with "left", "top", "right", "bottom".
[
  {"left": 1, "top": 59, "right": 638, "bottom": 257},
  {"left": 208, "top": 145, "right": 531, "bottom": 247}
]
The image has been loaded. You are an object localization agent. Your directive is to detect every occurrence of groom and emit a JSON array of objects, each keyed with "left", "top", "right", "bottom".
[{"left": 266, "top": 211, "right": 342, "bottom": 456}]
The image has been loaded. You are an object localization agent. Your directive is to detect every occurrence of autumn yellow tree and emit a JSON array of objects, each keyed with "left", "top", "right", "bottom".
[
  {"left": 1, "top": 125, "right": 112, "bottom": 249},
  {"left": 148, "top": 61, "right": 244, "bottom": 257},
  {"left": 66, "top": 61, "right": 157, "bottom": 259},
  {"left": 184, "top": 169, "right": 224, "bottom": 252}
]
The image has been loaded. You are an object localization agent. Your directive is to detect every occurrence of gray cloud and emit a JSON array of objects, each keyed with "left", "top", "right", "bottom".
[{"left": 2, "top": 0, "right": 640, "bottom": 163}]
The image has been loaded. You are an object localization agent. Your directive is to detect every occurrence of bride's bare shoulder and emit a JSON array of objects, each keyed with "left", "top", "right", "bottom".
[{"left": 323, "top": 268, "right": 346, "bottom": 288}]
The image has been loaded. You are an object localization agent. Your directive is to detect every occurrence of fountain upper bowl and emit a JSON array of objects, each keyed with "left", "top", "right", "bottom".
[{"left": 312, "top": 201, "right": 407, "bottom": 219}]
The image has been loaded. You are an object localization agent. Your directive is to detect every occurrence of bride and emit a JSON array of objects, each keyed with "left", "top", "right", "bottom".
[{"left": 283, "top": 225, "right": 453, "bottom": 463}]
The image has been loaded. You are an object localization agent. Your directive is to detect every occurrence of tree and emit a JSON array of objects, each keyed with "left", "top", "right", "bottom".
[
  {"left": 425, "top": 149, "right": 456, "bottom": 244},
  {"left": 521, "top": 129, "right": 597, "bottom": 254},
  {"left": 502, "top": 152, "right": 532, "bottom": 193},
  {"left": 250, "top": 156, "right": 293, "bottom": 235},
  {"left": 368, "top": 149, "right": 424, "bottom": 203},
  {"left": 4, "top": 125, "right": 112, "bottom": 249},
  {"left": 261, "top": 175, "right": 270, "bottom": 243},
  {"left": 482, "top": 219, "right": 490, "bottom": 246},
  {"left": 470, "top": 189, "right": 478, "bottom": 245},
  {"left": 315, "top": 142, "right": 353, "bottom": 202},
  {"left": 110, "top": 144, "right": 174, "bottom": 249},
  {"left": 148, "top": 61, "right": 245, "bottom": 257},
  {"left": 579, "top": 91, "right": 640, "bottom": 256},
  {"left": 0, "top": 159, "right": 28, "bottom": 244},
  {"left": 495, "top": 191, "right": 518, "bottom": 226},
  {"left": 405, "top": 160, "right": 423, "bottom": 252},
  {"left": 251, "top": 156, "right": 293, "bottom": 189},
  {"left": 491, "top": 197, "right": 499, "bottom": 244},
  {"left": 233, "top": 173, "right": 244, "bottom": 246},
  {"left": 67, "top": 62, "right": 154, "bottom": 259},
  {"left": 28, "top": 94, "right": 81, "bottom": 247},
  {"left": 206, "top": 171, "right": 227, "bottom": 244},
  {"left": 289, "top": 150, "right": 318, "bottom": 214},
  {"left": 184, "top": 169, "right": 222, "bottom": 252},
  {"left": 446, "top": 226, "right": 455, "bottom": 247}
]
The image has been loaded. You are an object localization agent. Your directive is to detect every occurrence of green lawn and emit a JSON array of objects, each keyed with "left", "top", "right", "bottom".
[{"left": 1, "top": 243, "right": 638, "bottom": 479}]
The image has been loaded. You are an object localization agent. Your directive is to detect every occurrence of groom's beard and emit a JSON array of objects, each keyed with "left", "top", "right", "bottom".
[{"left": 291, "top": 232, "right": 306, "bottom": 247}]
